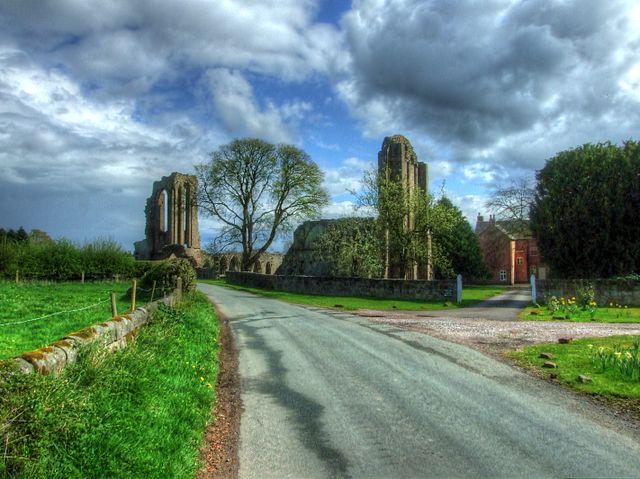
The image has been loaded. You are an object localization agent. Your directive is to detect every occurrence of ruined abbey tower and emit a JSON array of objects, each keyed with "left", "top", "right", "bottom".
[
  {"left": 134, "top": 172, "right": 202, "bottom": 266},
  {"left": 378, "top": 135, "right": 432, "bottom": 280}
]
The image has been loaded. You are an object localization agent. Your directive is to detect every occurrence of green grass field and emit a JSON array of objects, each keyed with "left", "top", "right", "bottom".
[
  {"left": 508, "top": 336, "right": 640, "bottom": 398},
  {"left": 0, "top": 281, "right": 136, "bottom": 359},
  {"left": 199, "top": 278, "right": 507, "bottom": 311},
  {"left": 519, "top": 304, "right": 640, "bottom": 323},
  {"left": 0, "top": 291, "right": 220, "bottom": 478}
]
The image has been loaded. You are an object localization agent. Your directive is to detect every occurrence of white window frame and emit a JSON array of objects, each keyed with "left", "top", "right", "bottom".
[{"left": 499, "top": 270, "right": 507, "bottom": 281}]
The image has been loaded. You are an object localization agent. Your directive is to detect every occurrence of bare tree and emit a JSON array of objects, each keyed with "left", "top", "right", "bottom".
[
  {"left": 195, "top": 138, "right": 329, "bottom": 271},
  {"left": 485, "top": 176, "right": 535, "bottom": 222}
]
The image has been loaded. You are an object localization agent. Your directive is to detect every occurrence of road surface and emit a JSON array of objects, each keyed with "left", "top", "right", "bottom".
[{"left": 199, "top": 283, "right": 640, "bottom": 479}]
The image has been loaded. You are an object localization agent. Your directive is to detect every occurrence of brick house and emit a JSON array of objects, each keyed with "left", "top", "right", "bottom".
[{"left": 475, "top": 214, "right": 547, "bottom": 284}]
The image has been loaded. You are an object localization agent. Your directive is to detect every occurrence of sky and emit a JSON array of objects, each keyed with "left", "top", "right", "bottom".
[{"left": 1, "top": 0, "right": 639, "bottom": 252}]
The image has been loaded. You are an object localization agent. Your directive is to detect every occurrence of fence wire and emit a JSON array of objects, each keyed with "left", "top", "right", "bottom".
[{"left": 0, "top": 297, "right": 111, "bottom": 327}]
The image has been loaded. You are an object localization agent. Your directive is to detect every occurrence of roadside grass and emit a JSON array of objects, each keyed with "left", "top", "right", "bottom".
[
  {"left": 199, "top": 278, "right": 507, "bottom": 311},
  {"left": 0, "top": 281, "right": 140, "bottom": 360},
  {"left": 0, "top": 291, "right": 220, "bottom": 478},
  {"left": 508, "top": 336, "right": 640, "bottom": 398},
  {"left": 519, "top": 304, "right": 640, "bottom": 323}
]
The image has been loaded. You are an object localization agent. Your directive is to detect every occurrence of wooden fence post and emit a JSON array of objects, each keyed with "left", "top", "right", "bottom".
[
  {"left": 131, "top": 279, "right": 137, "bottom": 312},
  {"left": 150, "top": 280, "right": 156, "bottom": 303},
  {"left": 81, "top": 271, "right": 85, "bottom": 284},
  {"left": 456, "top": 274, "right": 463, "bottom": 304},
  {"left": 111, "top": 293, "right": 118, "bottom": 317},
  {"left": 15, "top": 270, "right": 19, "bottom": 285}
]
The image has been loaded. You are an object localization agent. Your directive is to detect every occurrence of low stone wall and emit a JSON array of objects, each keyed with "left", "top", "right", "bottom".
[
  {"left": 225, "top": 271, "right": 457, "bottom": 301},
  {"left": 8, "top": 291, "right": 181, "bottom": 375},
  {"left": 538, "top": 278, "right": 640, "bottom": 306}
]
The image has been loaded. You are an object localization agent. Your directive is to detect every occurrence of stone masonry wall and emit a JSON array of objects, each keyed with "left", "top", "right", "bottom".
[
  {"left": 226, "top": 271, "right": 456, "bottom": 301},
  {"left": 8, "top": 291, "right": 181, "bottom": 375},
  {"left": 538, "top": 278, "right": 640, "bottom": 306}
]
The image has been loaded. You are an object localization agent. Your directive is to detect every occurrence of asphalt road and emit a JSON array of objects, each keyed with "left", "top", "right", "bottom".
[{"left": 198, "top": 283, "right": 640, "bottom": 479}]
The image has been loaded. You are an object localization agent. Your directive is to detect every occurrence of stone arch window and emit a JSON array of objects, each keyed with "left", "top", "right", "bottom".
[
  {"left": 265, "top": 262, "right": 272, "bottom": 275},
  {"left": 157, "top": 190, "right": 168, "bottom": 233},
  {"left": 253, "top": 260, "right": 262, "bottom": 273},
  {"left": 229, "top": 256, "right": 240, "bottom": 272},
  {"left": 219, "top": 256, "right": 228, "bottom": 272}
]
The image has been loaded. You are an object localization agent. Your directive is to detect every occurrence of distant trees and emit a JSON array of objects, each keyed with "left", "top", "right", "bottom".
[
  {"left": 0, "top": 235, "right": 143, "bottom": 280},
  {"left": 195, "top": 138, "right": 329, "bottom": 271},
  {"left": 485, "top": 176, "right": 535, "bottom": 224},
  {"left": 531, "top": 141, "right": 640, "bottom": 278},
  {"left": 431, "top": 197, "right": 488, "bottom": 280}
]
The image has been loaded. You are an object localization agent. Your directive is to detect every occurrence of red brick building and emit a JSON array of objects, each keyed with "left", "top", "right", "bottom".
[{"left": 475, "top": 214, "right": 547, "bottom": 284}]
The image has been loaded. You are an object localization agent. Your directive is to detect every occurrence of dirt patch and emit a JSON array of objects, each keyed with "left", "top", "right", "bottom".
[{"left": 198, "top": 303, "right": 241, "bottom": 479}]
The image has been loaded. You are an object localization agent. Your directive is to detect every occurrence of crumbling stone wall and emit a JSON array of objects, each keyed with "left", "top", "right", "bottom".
[
  {"left": 378, "top": 135, "right": 432, "bottom": 280},
  {"left": 134, "top": 172, "right": 202, "bottom": 266},
  {"left": 226, "top": 271, "right": 456, "bottom": 302},
  {"left": 8, "top": 292, "right": 181, "bottom": 375}
]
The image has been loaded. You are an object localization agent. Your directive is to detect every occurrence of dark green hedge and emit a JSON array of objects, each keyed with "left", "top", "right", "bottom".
[{"left": 0, "top": 238, "right": 151, "bottom": 280}]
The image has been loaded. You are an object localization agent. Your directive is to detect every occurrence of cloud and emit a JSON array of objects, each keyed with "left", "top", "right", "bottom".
[
  {"left": 0, "top": 49, "right": 216, "bottom": 247},
  {"left": 204, "top": 68, "right": 299, "bottom": 143},
  {"left": 0, "top": 0, "right": 341, "bottom": 87},
  {"left": 322, "top": 156, "right": 374, "bottom": 196},
  {"left": 339, "top": 0, "right": 640, "bottom": 171}
]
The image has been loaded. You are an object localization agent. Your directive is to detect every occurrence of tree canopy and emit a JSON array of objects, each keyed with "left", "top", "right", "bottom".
[
  {"left": 432, "top": 197, "right": 488, "bottom": 280},
  {"left": 530, "top": 141, "right": 640, "bottom": 278},
  {"left": 195, "top": 138, "right": 329, "bottom": 270},
  {"left": 485, "top": 176, "right": 535, "bottom": 223}
]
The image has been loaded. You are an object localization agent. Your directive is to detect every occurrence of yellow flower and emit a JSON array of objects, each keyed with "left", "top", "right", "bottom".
[
  {"left": 200, "top": 376, "right": 205, "bottom": 381},
  {"left": 624, "top": 305, "right": 628, "bottom": 309},
  {"left": 614, "top": 352, "right": 622, "bottom": 358},
  {"left": 587, "top": 344, "right": 593, "bottom": 349},
  {"left": 626, "top": 352, "right": 633, "bottom": 359}
]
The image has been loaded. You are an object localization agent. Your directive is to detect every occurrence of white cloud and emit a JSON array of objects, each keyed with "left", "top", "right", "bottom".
[
  {"left": 338, "top": 0, "right": 640, "bottom": 174},
  {"left": 322, "top": 156, "right": 374, "bottom": 197},
  {"left": 204, "top": 68, "right": 295, "bottom": 143}
]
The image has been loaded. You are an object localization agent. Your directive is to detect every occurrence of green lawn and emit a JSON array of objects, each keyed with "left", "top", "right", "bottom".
[
  {"left": 0, "top": 291, "right": 220, "bottom": 478},
  {"left": 0, "top": 281, "right": 135, "bottom": 359},
  {"left": 508, "top": 336, "right": 640, "bottom": 398},
  {"left": 519, "top": 304, "right": 640, "bottom": 323},
  {"left": 199, "top": 278, "right": 507, "bottom": 311}
]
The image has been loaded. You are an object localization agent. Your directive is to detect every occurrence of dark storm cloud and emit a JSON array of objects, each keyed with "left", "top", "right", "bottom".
[{"left": 339, "top": 0, "right": 640, "bottom": 169}]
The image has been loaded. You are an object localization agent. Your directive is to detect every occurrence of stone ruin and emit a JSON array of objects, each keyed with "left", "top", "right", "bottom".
[
  {"left": 378, "top": 134, "right": 431, "bottom": 279},
  {"left": 279, "top": 134, "right": 433, "bottom": 280},
  {"left": 134, "top": 172, "right": 202, "bottom": 266}
]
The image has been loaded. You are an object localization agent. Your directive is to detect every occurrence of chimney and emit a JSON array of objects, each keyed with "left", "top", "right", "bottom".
[
  {"left": 489, "top": 214, "right": 496, "bottom": 224},
  {"left": 477, "top": 213, "right": 484, "bottom": 223}
]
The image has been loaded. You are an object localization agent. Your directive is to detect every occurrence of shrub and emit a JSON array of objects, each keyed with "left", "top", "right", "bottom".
[
  {"left": 576, "top": 282, "right": 596, "bottom": 310},
  {"left": 140, "top": 259, "right": 196, "bottom": 295}
]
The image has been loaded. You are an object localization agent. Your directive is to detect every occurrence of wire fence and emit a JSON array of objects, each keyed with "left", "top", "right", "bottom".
[
  {"left": 0, "top": 281, "right": 176, "bottom": 328},
  {"left": 0, "top": 297, "right": 111, "bottom": 327}
]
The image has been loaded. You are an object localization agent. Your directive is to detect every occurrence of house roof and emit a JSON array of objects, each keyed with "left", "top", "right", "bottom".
[{"left": 476, "top": 219, "right": 533, "bottom": 240}]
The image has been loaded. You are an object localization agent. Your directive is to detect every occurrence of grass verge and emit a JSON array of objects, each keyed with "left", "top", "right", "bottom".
[
  {"left": 0, "top": 281, "right": 134, "bottom": 359},
  {"left": 199, "top": 278, "right": 507, "bottom": 311},
  {"left": 519, "top": 305, "right": 640, "bottom": 323},
  {"left": 0, "top": 291, "right": 220, "bottom": 478},
  {"left": 508, "top": 336, "right": 640, "bottom": 398}
]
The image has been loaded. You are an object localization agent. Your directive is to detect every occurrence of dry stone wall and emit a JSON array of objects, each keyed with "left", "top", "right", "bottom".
[
  {"left": 538, "top": 278, "right": 640, "bottom": 306},
  {"left": 225, "top": 271, "right": 456, "bottom": 301},
  {"left": 8, "top": 292, "right": 180, "bottom": 375}
]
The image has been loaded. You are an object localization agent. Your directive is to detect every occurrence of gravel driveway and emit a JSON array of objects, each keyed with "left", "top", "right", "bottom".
[{"left": 352, "top": 289, "right": 640, "bottom": 355}]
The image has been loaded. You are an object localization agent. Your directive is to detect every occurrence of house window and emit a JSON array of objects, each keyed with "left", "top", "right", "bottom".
[
  {"left": 499, "top": 270, "right": 507, "bottom": 281},
  {"left": 516, "top": 257, "right": 523, "bottom": 265}
]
